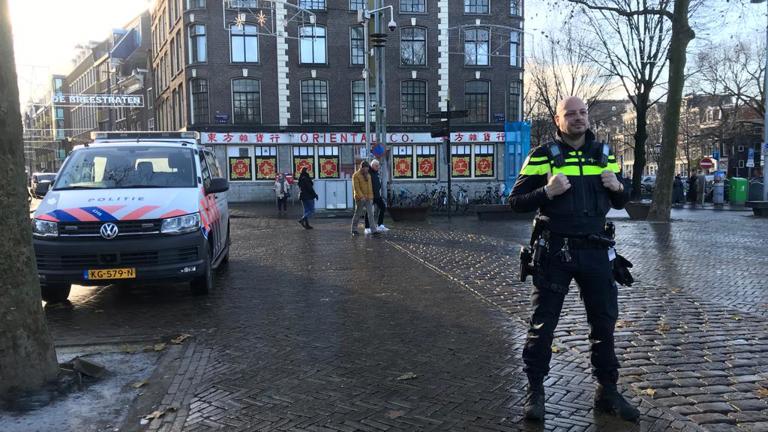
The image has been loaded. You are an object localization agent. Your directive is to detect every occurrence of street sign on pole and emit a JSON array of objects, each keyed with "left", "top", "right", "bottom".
[
  {"left": 430, "top": 120, "right": 448, "bottom": 138},
  {"left": 700, "top": 157, "right": 714, "bottom": 171},
  {"left": 747, "top": 148, "right": 755, "bottom": 168},
  {"left": 427, "top": 110, "right": 469, "bottom": 120}
]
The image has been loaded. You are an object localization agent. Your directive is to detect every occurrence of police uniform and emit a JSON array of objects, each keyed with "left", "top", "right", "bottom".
[{"left": 510, "top": 130, "right": 638, "bottom": 422}]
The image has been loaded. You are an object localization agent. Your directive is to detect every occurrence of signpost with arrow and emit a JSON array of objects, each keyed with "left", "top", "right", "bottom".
[{"left": 428, "top": 102, "right": 468, "bottom": 218}]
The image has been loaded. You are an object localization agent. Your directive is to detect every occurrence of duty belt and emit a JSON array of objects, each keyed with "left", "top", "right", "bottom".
[{"left": 546, "top": 232, "right": 615, "bottom": 249}]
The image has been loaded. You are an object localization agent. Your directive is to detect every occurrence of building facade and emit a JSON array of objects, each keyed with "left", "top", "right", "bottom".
[
  {"left": 22, "top": 75, "right": 67, "bottom": 173},
  {"left": 151, "top": 0, "right": 524, "bottom": 204}
]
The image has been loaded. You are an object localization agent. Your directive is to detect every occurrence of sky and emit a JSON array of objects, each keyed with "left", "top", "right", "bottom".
[
  {"left": 10, "top": 0, "right": 152, "bottom": 105},
  {"left": 9, "top": 0, "right": 766, "bottom": 107}
]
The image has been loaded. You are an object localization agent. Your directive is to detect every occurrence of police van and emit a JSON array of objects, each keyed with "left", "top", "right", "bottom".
[{"left": 31, "top": 132, "right": 230, "bottom": 302}]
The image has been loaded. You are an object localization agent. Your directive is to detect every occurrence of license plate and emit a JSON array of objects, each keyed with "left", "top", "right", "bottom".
[{"left": 84, "top": 268, "right": 136, "bottom": 280}]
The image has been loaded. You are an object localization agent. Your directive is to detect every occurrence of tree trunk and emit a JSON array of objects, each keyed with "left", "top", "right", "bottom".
[
  {"left": 631, "top": 96, "right": 650, "bottom": 200},
  {"left": 0, "top": 0, "right": 59, "bottom": 396},
  {"left": 648, "top": 0, "right": 695, "bottom": 221}
]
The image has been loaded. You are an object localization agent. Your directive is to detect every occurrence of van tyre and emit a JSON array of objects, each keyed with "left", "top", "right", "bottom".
[
  {"left": 41, "top": 283, "right": 71, "bottom": 303},
  {"left": 190, "top": 244, "right": 213, "bottom": 295}
]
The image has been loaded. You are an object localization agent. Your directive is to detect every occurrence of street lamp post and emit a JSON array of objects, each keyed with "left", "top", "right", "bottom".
[
  {"left": 357, "top": 5, "right": 395, "bottom": 162},
  {"left": 753, "top": 0, "right": 768, "bottom": 200}
]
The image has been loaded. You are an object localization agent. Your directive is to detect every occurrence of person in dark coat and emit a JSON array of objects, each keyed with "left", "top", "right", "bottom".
[
  {"left": 364, "top": 159, "right": 388, "bottom": 233},
  {"left": 672, "top": 175, "right": 685, "bottom": 205},
  {"left": 297, "top": 168, "right": 318, "bottom": 229},
  {"left": 687, "top": 171, "right": 698, "bottom": 207}
]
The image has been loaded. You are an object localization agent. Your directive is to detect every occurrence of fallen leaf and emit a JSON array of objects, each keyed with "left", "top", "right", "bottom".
[
  {"left": 142, "top": 410, "right": 165, "bottom": 421},
  {"left": 171, "top": 334, "right": 191, "bottom": 344},
  {"left": 551, "top": 345, "right": 561, "bottom": 353},
  {"left": 131, "top": 380, "right": 149, "bottom": 389},
  {"left": 657, "top": 322, "right": 671, "bottom": 333},
  {"left": 153, "top": 343, "right": 167, "bottom": 352},
  {"left": 732, "top": 315, "right": 743, "bottom": 321},
  {"left": 756, "top": 387, "right": 768, "bottom": 399},
  {"left": 121, "top": 344, "right": 137, "bottom": 354},
  {"left": 396, "top": 372, "right": 418, "bottom": 381},
  {"left": 532, "top": 323, "right": 544, "bottom": 330},
  {"left": 616, "top": 320, "right": 631, "bottom": 328},
  {"left": 641, "top": 388, "right": 657, "bottom": 398},
  {"left": 385, "top": 410, "right": 405, "bottom": 419}
]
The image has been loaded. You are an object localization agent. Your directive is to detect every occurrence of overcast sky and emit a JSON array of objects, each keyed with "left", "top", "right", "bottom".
[{"left": 9, "top": 0, "right": 766, "bottom": 107}]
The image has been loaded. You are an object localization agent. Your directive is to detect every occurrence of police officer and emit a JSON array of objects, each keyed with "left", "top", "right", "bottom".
[{"left": 509, "top": 96, "right": 639, "bottom": 422}]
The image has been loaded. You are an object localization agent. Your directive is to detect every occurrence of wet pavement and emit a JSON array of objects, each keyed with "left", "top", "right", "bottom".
[{"left": 41, "top": 206, "right": 768, "bottom": 431}]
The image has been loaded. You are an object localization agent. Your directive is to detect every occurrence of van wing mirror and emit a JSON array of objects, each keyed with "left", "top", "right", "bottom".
[{"left": 205, "top": 177, "right": 229, "bottom": 195}]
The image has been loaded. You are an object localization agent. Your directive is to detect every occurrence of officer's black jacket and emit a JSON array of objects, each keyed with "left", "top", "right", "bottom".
[{"left": 509, "top": 130, "right": 630, "bottom": 236}]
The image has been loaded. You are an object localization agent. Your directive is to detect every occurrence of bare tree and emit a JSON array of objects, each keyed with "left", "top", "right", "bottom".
[
  {"left": 558, "top": 0, "right": 673, "bottom": 199},
  {"left": 0, "top": 0, "right": 59, "bottom": 396}
]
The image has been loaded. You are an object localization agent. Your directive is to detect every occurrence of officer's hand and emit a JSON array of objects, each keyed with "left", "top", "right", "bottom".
[
  {"left": 601, "top": 170, "right": 623, "bottom": 192},
  {"left": 545, "top": 173, "right": 571, "bottom": 198}
]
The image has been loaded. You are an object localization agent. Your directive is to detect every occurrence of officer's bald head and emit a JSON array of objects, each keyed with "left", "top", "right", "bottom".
[{"left": 554, "top": 96, "right": 589, "bottom": 139}]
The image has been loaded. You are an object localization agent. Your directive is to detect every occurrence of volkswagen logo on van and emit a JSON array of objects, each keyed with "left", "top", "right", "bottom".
[{"left": 99, "top": 223, "right": 119, "bottom": 240}]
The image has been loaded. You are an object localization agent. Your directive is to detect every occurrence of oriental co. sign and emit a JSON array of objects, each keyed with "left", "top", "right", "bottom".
[{"left": 52, "top": 94, "right": 145, "bottom": 108}]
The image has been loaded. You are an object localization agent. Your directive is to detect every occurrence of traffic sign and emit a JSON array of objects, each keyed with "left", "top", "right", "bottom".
[
  {"left": 746, "top": 148, "right": 755, "bottom": 168},
  {"left": 430, "top": 120, "right": 448, "bottom": 138},
  {"left": 427, "top": 110, "right": 469, "bottom": 119},
  {"left": 700, "top": 157, "right": 714, "bottom": 170}
]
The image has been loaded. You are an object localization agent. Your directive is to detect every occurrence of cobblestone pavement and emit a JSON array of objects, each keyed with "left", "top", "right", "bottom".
[
  {"left": 384, "top": 209, "right": 768, "bottom": 432},
  {"left": 42, "top": 208, "right": 767, "bottom": 431}
]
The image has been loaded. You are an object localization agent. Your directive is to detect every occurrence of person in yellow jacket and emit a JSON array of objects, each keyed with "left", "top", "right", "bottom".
[{"left": 351, "top": 161, "right": 379, "bottom": 237}]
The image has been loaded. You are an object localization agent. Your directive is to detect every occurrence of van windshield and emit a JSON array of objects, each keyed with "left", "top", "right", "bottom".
[{"left": 54, "top": 146, "right": 197, "bottom": 190}]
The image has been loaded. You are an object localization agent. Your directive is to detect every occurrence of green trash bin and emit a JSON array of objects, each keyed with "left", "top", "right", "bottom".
[{"left": 729, "top": 177, "right": 748, "bottom": 205}]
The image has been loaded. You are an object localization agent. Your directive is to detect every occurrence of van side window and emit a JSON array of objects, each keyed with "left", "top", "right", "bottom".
[
  {"left": 199, "top": 152, "right": 212, "bottom": 185},
  {"left": 204, "top": 151, "right": 222, "bottom": 179}
]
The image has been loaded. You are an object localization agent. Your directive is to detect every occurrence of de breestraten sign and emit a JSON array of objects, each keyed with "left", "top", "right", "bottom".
[{"left": 52, "top": 94, "right": 144, "bottom": 108}]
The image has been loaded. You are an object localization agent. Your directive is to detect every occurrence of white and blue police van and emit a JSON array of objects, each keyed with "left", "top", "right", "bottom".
[{"left": 31, "top": 132, "right": 230, "bottom": 302}]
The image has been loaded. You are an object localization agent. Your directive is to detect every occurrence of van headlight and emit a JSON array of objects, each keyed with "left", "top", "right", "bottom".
[
  {"left": 161, "top": 213, "right": 201, "bottom": 235},
  {"left": 32, "top": 219, "right": 58, "bottom": 237}
]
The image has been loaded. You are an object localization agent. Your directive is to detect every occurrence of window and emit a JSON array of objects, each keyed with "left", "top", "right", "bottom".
[
  {"left": 416, "top": 145, "right": 437, "bottom": 178},
  {"left": 451, "top": 145, "right": 471, "bottom": 177},
  {"left": 465, "top": 80, "right": 489, "bottom": 123},
  {"left": 507, "top": 81, "right": 521, "bottom": 122},
  {"left": 229, "top": 0, "right": 257, "bottom": 7},
  {"left": 301, "top": 80, "right": 328, "bottom": 124},
  {"left": 464, "top": 28, "right": 489, "bottom": 66},
  {"left": 299, "top": 26, "right": 326, "bottom": 64},
  {"left": 392, "top": 146, "right": 414, "bottom": 179},
  {"left": 186, "top": 0, "right": 205, "bottom": 10},
  {"left": 253, "top": 146, "right": 277, "bottom": 180},
  {"left": 400, "top": 27, "right": 427, "bottom": 66},
  {"left": 474, "top": 145, "right": 495, "bottom": 177},
  {"left": 293, "top": 146, "right": 316, "bottom": 178},
  {"left": 189, "top": 24, "right": 207, "bottom": 63},
  {"left": 464, "top": 0, "right": 489, "bottom": 14},
  {"left": 401, "top": 80, "right": 426, "bottom": 124},
  {"left": 350, "top": 26, "right": 365, "bottom": 65},
  {"left": 400, "top": 0, "right": 425, "bottom": 13},
  {"left": 510, "top": 31, "right": 520, "bottom": 67},
  {"left": 349, "top": 0, "right": 365, "bottom": 10},
  {"left": 189, "top": 79, "right": 209, "bottom": 125},
  {"left": 299, "top": 0, "right": 325, "bottom": 9},
  {"left": 351, "top": 80, "right": 368, "bottom": 124},
  {"left": 231, "top": 24, "right": 259, "bottom": 62},
  {"left": 317, "top": 146, "right": 340, "bottom": 179},
  {"left": 147, "top": 88, "right": 154, "bottom": 109},
  {"left": 510, "top": 0, "right": 521, "bottom": 15},
  {"left": 232, "top": 79, "right": 261, "bottom": 124}
]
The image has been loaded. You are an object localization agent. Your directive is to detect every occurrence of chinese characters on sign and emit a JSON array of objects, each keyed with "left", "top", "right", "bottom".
[
  {"left": 201, "top": 132, "right": 506, "bottom": 145},
  {"left": 451, "top": 156, "right": 471, "bottom": 177},
  {"left": 293, "top": 157, "right": 315, "bottom": 178},
  {"left": 318, "top": 157, "right": 340, "bottom": 179},
  {"left": 416, "top": 156, "right": 436, "bottom": 178},
  {"left": 255, "top": 157, "right": 277, "bottom": 180},
  {"left": 393, "top": 156, "right": 413, "bottom": 179},
  {"left": 475, "top": 155, "right": 494, "bottom": 177}
]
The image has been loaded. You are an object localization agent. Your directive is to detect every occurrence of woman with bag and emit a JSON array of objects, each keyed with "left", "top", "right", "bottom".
[
  {"left": 274, "top": 173, "right": 290, "bottom": 214},
  {"left": 297, "top": 168, "right": 318, "bottom": 229}
]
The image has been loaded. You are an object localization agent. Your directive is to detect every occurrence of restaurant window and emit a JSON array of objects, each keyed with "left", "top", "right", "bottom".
[
  {"left": 293, "top": 145, "right": 316, "bottom": 178},
  {"left": 415, "top": 145, "right": 437, "bottom": 179},
  {"left": 392, "top": 145, "right": 414, "bottom": 179}
]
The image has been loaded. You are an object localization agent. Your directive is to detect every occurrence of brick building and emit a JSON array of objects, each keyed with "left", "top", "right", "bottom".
[
  {"left": 151, "top": 0, "right": 524, "bottom": 204},
  {"left": 22, "top": 75, "right": 67, "bottom": 172}
]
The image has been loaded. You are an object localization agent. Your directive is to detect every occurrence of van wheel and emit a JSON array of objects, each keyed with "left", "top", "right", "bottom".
[
  {"left": 190, "top": 245, "right": 212, "bottom": 295},
  {"left": 41, "top": 283, "right": 71, "bottom": 303}
]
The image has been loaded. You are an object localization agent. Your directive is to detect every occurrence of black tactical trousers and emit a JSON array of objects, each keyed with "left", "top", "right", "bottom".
[{"left": 523, "top": 237, "right": 620, "bottom": 385}]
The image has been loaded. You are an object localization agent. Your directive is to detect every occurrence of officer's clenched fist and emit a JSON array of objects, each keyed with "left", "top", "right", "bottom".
[
  {"left": 601, "top": 170, "right": 623, "bottom": 192},
  {"left": 544, "top": 173, "right": 571, "bottom": 199}
]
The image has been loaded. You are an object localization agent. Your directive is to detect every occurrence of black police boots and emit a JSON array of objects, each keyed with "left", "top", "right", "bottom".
[
  {"left": 594, "top": 383, "right": 640, "bottom": 422},
  {"left": 523, "top": 376, "right": 545, "bottom": 421}
]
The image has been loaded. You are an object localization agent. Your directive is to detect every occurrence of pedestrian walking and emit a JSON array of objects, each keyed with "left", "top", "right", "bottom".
[
  {"left": 672, "top": 175, "right": 685, "bottom": 205},
  {"left": 351, "top": 161, "right": 379, "bottom": 237},
  {"left": 275, "top": 173, "right": 290, "bottom": 214},
  {"left": 364, "top": 159, "right": 389, "bottom": 234},
  {"left": 297, "top": 168, "right": 317, "bottom": 230},
  {"left": 510, "top": 96, "right": 639, "bottom": 423}
]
